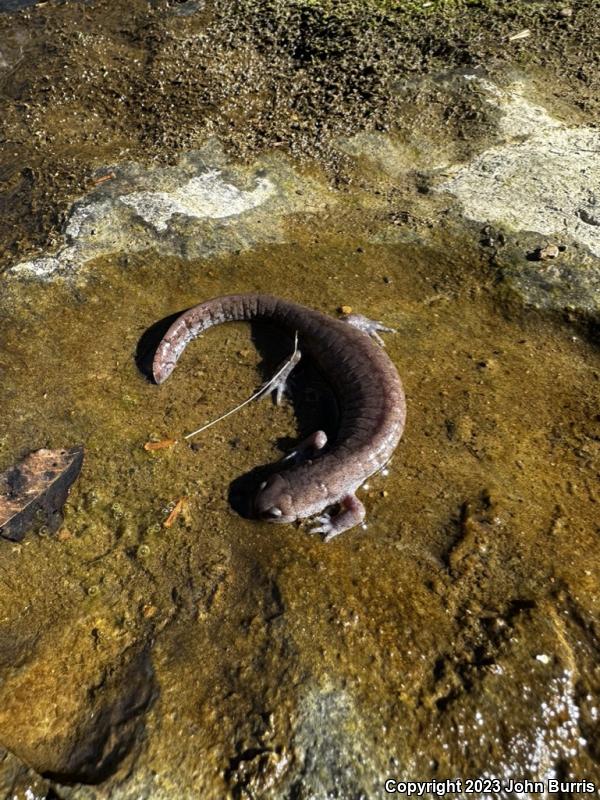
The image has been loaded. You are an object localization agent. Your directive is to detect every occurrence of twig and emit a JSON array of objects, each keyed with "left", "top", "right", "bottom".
[
  {"left": 508, "top": 29, "right": 531, "bottom": 41},
  {"left": 183, "top": 333, "right": 299, "bottom": 441},
  {"left": 93, "top": 171, "right": 116, "bottom": 186},
  {"left": 164, "top": 497, "right": 187, "bottom": 528}
]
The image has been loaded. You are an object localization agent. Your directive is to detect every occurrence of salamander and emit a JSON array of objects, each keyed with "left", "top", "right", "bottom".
[{"left": 153, "top": 294, "right": 406, "bottom": 541}]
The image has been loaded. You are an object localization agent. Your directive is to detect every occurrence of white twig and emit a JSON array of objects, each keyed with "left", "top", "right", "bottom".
[{"left": 183, "top": 333, "right": 299, "bottom": 440}]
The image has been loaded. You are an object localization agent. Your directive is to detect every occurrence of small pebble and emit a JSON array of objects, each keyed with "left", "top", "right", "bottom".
[
  {"left": 559, "top": 7, "right": 573, "bottom": 18},
  {"left": 339, "top": 305, "right": 353, "bottom": 315},
  {"left": 538, "top": 243, "right": 560, "bottom": 260}
]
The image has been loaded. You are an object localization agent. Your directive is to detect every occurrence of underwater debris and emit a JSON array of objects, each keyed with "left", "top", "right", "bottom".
[
  {"left": 164, "top": 497, "right": 188, "bottom": 528},
  {"left": 0, "top": 446, "right": 84, "bottom": 542}
]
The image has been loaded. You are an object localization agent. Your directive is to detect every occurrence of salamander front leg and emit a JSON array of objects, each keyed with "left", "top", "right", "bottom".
[
  {"left": 309, "top": 493, "right": 366, "bottom": 542},
  {"left": 281, "top": 430, "right": 327, "bottom": 465},
  {"left": 342, "top": 313, "right": 396, "bottom": 347}
]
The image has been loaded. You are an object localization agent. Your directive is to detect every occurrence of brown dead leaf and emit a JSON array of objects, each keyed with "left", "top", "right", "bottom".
[{"left": 0, "top": 446, "right": 84, "bottom": 542}]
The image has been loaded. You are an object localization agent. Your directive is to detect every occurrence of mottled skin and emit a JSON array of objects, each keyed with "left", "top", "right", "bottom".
[{"left": 153, "top": 294, "right": 406, "bottom": 540}]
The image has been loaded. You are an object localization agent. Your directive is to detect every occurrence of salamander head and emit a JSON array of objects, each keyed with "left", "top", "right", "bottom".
[{"left": 254, "top": 473, "right": 297, "bottom": 523}]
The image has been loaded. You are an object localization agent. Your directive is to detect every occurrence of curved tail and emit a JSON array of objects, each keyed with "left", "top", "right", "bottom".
[{"left": 152, "top": 294, "right": 281, "bottom": 384}]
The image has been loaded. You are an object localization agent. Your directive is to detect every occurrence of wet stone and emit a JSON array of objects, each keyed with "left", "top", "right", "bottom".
[
  {"left": 0, "top": 748, "right": 49, "bottom": 800},
  {"left": 0, "top": 0, "right": 599, "bottom": 797},
  {"left": 9, "top": 141, "right": 332, "bottom": 281},
  {"left": 498, "top": 237, "right": 600, "bottom": 328}
]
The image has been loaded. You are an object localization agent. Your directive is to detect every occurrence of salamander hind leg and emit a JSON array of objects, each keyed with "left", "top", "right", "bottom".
[
  {"left": 309, "top": 493, "right": 366, "bottom": 542},
  {"left": 342, "top": 313, "right": 396, "bottom": 347},
  {"left": 281, "top": 430, "right": 327, "bottom": 465}
]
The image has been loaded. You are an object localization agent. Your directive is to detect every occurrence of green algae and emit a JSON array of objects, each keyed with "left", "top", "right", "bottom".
[{"left": 0, "top": 216, "right": 599, "bottom": 793}]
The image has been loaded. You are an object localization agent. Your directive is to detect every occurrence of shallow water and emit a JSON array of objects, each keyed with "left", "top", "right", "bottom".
[{"left": 0, "top": 220, "right": 598, "bottom": 795}]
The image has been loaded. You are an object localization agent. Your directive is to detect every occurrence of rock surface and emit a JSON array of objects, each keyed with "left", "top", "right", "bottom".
[
  {"left": 438, "top": 79, "right": 600, "bottom": 259},
  {"left": 0, "top": 748, "right": 49, "bottom": 800},
  {"left": 10, "top": 142, "right": 331, "bottom": 279},
  {"left": 432, "top": 78, "right": 600, "bottom": 324},
  {"left": 0, "top": 1, "right": 599, "bottom": 799}
]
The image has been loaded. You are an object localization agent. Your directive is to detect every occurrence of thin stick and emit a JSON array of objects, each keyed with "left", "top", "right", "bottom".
[{"left": 183, "top": 333, "right": 299, "bottom": 441}]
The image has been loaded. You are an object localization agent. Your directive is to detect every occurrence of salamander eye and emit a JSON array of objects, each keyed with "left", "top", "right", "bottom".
[
  {"left": 259, "top": 481, "right": 268, "bottom": 490},
  {"left": 264, "top": 506, "right": 282, "bottom": 518}
]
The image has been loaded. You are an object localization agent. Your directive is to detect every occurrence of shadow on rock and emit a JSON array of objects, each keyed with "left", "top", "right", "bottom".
[
  {"left": 43, "top": 647, "right": 156, "bottom": 786},
  {"left": 228, "top": 459, "right": 286, "bottom": 521}
]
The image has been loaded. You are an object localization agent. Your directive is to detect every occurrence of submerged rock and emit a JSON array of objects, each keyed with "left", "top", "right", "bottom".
[
  {"left": 500, "top": 245, "right": 600, "bottom": 328},
  {"left": 0, "top": 627, "right": 155, "bottom": 785}
]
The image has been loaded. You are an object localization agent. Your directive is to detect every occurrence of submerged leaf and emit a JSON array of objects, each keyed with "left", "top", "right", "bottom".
[{"left": 0, "top": 446, "right": 84, "bottom": 542}]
